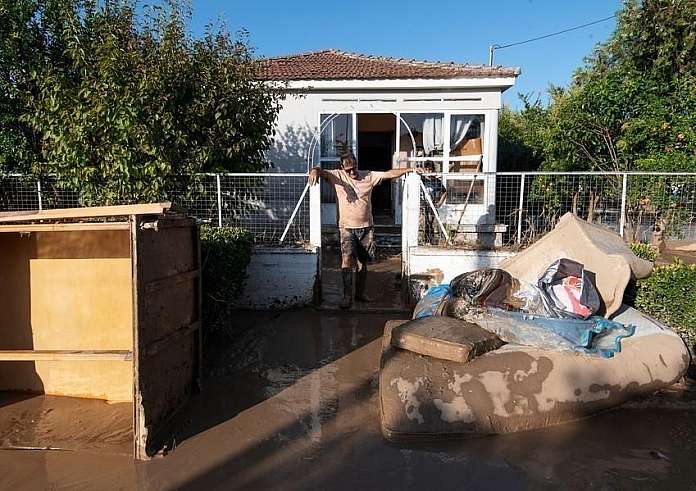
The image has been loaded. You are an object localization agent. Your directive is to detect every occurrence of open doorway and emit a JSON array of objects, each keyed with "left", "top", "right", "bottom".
[{"left": 357, "top": 114, "right": 396, "bottom": 220}]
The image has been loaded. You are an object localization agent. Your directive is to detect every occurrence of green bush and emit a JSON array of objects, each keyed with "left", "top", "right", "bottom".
[
  {"left": 634, "top": 261, "right": 696, "bottom": 358},
  {"left": 200, "top": 226, "right": 253, "bottom": 334},
  {"left": 629, "top": 242, "right": 658, "bottom": 262}
]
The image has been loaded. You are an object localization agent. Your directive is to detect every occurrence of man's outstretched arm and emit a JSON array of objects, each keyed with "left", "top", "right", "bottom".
[{"left": 381, "top": 167, "right": 424, "bottom": 180}]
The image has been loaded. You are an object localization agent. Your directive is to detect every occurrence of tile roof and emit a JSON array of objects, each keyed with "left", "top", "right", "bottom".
[{"left": 257, "top": 49, "right": 520, "bottom": 81}]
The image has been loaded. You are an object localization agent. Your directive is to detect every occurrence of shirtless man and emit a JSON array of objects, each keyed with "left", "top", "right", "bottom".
[{"left": 308, "top": 152, "right": 423, "bottom": 308}]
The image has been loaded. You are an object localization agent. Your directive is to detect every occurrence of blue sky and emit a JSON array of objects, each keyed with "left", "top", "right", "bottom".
[{"left": 189, "top": 0, "right": 623, "bottom": 109}]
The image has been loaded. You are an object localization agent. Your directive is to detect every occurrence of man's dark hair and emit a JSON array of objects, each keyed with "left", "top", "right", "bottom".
[
  {"left": 340, "top": 152, "right": 357, "bottom": 167},
  {"left": 423, "top": 160, "right": 435, "bottom": 171}
]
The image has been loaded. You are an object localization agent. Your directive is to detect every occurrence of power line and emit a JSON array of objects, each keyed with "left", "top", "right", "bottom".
[{"left": 489, "top": 13, "right": 617, "bottom": 65}]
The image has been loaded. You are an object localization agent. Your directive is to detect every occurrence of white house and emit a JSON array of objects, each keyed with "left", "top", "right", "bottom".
[{"left": 259, "top": 49, "right": 520, "bottom": 228}]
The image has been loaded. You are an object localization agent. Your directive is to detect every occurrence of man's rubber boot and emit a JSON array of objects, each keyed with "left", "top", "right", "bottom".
[
  {"left": 355, "top": 266, "right": 372, "bottom": 303},
  {"left": 340, "top": 269, "right": 353, "bottom": 309}
]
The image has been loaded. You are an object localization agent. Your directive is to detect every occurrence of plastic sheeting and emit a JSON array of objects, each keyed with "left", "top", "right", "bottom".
[
  {"left": 469, "top": 308, "right": 634, "bottom": 358},
  {"left": 413, "top": 284, "right": 451, "bottom": 319}
]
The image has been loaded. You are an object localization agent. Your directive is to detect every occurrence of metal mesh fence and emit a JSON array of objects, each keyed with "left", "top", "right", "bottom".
[
  {"left": 0, "top": 173, "right": 311, "bottom": 246},
  {"left": 417, "top": 172, "right": 696, "bottom": 248}
]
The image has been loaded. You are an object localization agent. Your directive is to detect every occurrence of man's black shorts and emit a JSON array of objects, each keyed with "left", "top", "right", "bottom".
[{"left": 340, "top": 226, "right": 376, "bottom": 263}]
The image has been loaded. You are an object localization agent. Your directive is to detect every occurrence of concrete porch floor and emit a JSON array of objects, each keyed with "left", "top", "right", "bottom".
[
  {"left": 0, "top": 308, "right": 695, "bottom": 490},
  {"left": 319, "top": 247, "right": 407, "bottom": 312}
]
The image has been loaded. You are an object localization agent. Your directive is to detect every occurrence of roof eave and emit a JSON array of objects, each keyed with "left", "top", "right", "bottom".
[{"left": 266, "top": 77, "right": 519, "bottom": 91}]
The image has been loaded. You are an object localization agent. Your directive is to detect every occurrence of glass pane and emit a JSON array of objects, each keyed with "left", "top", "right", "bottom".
[
  {"left": 450, "top": 114, "right": 484, "bottom": 158},
  {"left": 320, "top": 114, "right": 353, "bottom": 158},
  {"left": 446, "top": 178, "right": 485, "bottom": 204},
  {"left": 399, "top": 113, "right": 444, "bottom": 158}
]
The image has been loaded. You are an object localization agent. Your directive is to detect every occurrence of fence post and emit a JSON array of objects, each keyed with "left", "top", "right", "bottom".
[
  {"left": 216, "top": 174, "right": 223, "bottom": 227},
  {"left": 402, "top": 174, "right": 420, "bottom": 269},
  {"left": 36, "top": 179, "right": 43, "bottom": 211},
  {"left": 619, "top": 173, "right": 628, "bottom": 239},
  {"left": 516, "top": 173, "right": 526, "bottom": 244},
  {"left": 309, "top": 179, "right": 321, "bottom": 248}
]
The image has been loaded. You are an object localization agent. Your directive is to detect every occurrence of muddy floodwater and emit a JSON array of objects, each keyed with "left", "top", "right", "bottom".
[{"left": 0, "top": 308, "right": 694, "bottom": 490}]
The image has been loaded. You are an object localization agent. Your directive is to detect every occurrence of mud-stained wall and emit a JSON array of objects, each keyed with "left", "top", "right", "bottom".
[{"left": 232, "top": 247, "right": 319, "bottom": 309}]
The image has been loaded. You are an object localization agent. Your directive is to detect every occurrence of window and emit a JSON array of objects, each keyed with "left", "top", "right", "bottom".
[
  {"left": 399, "top": 113, "right": 444, "bottom": 158},
  {"left": 449, "top": 114, "right": 484, "bottom": 161},
  {"left": 320, "top": 114, "right": 353, "bottom": 158}
]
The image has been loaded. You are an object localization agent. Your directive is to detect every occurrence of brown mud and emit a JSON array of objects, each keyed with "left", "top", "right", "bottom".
[{"left": 0, "top": 308, "right": 694, "bottom": 490}]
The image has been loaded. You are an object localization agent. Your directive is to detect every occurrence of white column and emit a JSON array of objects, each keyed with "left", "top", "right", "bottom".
[
  {"left": 485, "top": 109, "right": 499, "bottom": 225},
  {"left": 402, "top": 173, "right": 421, "bottom": 280},
  {"left": 309, "top": 180, "right": 322, "bottom": 248}
]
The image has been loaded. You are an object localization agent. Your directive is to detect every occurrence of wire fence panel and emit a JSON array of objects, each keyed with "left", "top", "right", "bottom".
[
  {"left": 220, "top": 174, "right": 310, "bottom": 245},
  {"left": 626, "top": 174, "right": 696, "bottom": 243},
  {"left": 0, "top": 175, "right": 41, "bottom": 211},
  {"left": 2, "top": 172, "right": 694, "bottom": 250},
  {"left": 0, "top": 173, "right": 311, "bottom": 247},
  {"left": 417, "top": 172, "right": 696, "bottom": 249},
  {"left": 516, "top": 174, "right": 623, "bottom": 246}
]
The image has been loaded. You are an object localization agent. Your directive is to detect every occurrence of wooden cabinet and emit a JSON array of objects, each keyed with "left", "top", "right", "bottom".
[{"left": 0, "top": 203, "right": 201, "bottom": 459}]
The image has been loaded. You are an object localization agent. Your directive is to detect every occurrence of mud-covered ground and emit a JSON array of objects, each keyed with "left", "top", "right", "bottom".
[{"left": 0, "top": 307, "right": 695, "bottom": 490}]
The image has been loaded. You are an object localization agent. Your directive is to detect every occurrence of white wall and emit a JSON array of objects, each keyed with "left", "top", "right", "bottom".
[
  {"left": 233, "top": 246, "right": 319, "bottom": 309},
  {"left": 408, "top": 246, "right": 515, "bottom": 284},
  {"left": 266, "top": 83, "right": 510, "bottom": 225}
]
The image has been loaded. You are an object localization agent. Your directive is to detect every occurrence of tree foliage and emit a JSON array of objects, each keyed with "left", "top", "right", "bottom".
[
  {"left": 501, "top": 0, "right": 696, "bottom": 173},
  {"left": 499, "top": 0, "right": 696, "bottom": 242},
  {"left": 1, "top": 0, "right": 283, "bottom": 204}
]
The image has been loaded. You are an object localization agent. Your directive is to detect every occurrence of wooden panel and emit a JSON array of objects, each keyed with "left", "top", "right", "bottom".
[
  {"left": 140, "top": 280, "right": 198, "bottom": 348},
  {"left": 0, "top": 202, "right": 173, "bottom": 223},
  {"left": 0, "top": 350, "right": 132, "bottom": 361},
  {"left": 133, "top": 217, "right": 201, "bottom": 459},
  {"left": 0, "top": 360, "right": 133, "bottom": 402},
  {"left": 138, "top": 223, "right": 196, "bottom": 284},
  {"left": 0, "top": 222, "right": 130, "bottom": 233},
  {"left": 0, "top": 229, "right": 134, "bottom": 402},
  {"left": 138, "top": 333, "right": 196, "bottom": 453},
  {"left": 29, "top": 258, "right": 133, "bottom": 350},
  {"left": 0, "top": 231, "right": 132, "bottom": 350}
]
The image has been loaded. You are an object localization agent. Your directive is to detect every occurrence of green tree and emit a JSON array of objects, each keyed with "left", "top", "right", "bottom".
[
  {"left": 501, "top": 0, "right": 696, "bottom": 243},
  {"left": 2, "top": 0, "right": 283, "bottom": 205}
]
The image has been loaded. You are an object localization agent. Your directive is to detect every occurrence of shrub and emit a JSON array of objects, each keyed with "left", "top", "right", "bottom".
[
  {"left": 629, "top": 242, "right": 658, "bottom": 262},
  {"left": 634, "top": 261, "right": 696, "bottom": 359},
  {"left": 200, "top": 226, "right": 253, "bottom": 335}
]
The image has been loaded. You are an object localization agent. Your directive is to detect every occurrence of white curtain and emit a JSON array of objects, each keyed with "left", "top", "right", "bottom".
[
  {"left": 422, "top": 115, "right": 443, "bottom": 156},
  {"left": 450, "top": 115, "right": 474, "bottom": 151}
]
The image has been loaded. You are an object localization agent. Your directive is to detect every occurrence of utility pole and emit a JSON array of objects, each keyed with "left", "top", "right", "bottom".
[{"left": 488, "top": 44, "right": 498, "bottom": 66}]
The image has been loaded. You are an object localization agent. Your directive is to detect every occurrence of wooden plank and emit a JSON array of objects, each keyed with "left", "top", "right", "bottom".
[
  {"left": 0, "top": 350, "right": 132, "bottom": 361},
  {"left": 0, "top": 203, "right": 174, "bottom": 223},
  {"left": 139, "top": 218, "right": 197, "bottom": 231},
  {"left": 131, "top": 214, "right": 146, "bottom": 459},
  {"left": 0, "top": 360, "right": 133, "bottom": 401},
  {"left": 142, "top": 321, "right": 200, "bottom": 358},
  {"left": 144, "top": 269, "right": 199, "bottom": 294},
  {"left": 0, "top": 222, "right": 130, "bottom": 233},
  {"left": 195, "top": 228, "right": 203, "bottom": 390}
]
